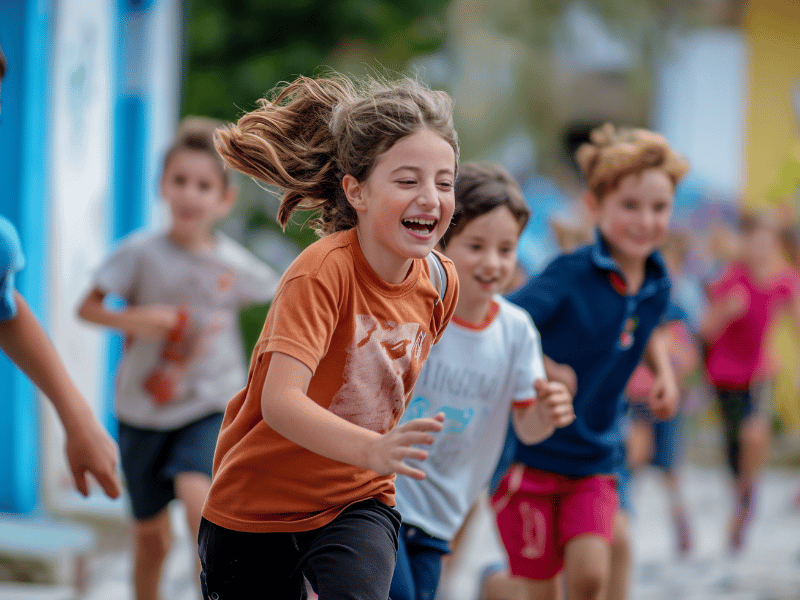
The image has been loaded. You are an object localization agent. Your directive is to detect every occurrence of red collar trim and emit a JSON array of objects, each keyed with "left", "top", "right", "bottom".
[{"left": 452, "top": 300, "right": 500, "bottom": 331}]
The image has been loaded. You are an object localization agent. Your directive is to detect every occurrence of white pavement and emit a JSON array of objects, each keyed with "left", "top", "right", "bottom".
[{"left": 75, "top": 464, "right": 800, "bottom": 600}]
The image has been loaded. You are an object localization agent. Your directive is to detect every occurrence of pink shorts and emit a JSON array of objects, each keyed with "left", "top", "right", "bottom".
[{"left": 491, "top": 463, "right": 618, "bottom": 580}]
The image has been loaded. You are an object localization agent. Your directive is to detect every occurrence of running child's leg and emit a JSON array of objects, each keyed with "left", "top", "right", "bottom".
[
  {"left": 118, "top": 422, "right": 179, "bottom": 600},
  {"left": 626, "top": 419, "right": 654, "bottom": 472},
  {"left": 607, "top": 511, "right": 631, "bottom": 600},
  {"left": 301, "top": 499, "right": 401, "bottom": 600},
  {"left": 491, "top": 465, "right": 563, "bottom": 600},
  {"left": 198, "top": 517, "right": 307, "bottom": 599},
  {"left": 134, "top": 510, "right": 173, "bottom": 600},
  {"left": 559, "top": 475, "right": 617, "bottom": 600},
  {"left": 391, "top": 525, "right": 416, "bottom": 600},
  {"left": 607, "top": 448, "right": 633, "bottom": 599},
  {"left": 170, "top": 412, "right": 223, "bottom": 595},
  {"left": 176, "top": 472, "right": 211, "bottom": 594},
  {"left": 563, "top": 537, "right": 611, "bottom": 600},
  {"left": 652, "top": 415, "right": 691, "bottom": 555},
  {"left": 389, "top": 524, "right": 448, "bottom": 600}
]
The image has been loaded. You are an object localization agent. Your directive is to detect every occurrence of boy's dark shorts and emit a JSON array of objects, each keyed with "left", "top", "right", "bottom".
[{"left": 118, "top": 412, "right": 224, "bottom": 520}]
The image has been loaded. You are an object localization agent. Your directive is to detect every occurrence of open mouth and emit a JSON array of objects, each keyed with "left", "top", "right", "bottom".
[
  {"left": 402, "top": 217, "right": 437, "bottom": 235},
  {"left": 475, "top": 275, "right": 498, "bottom": 288}
]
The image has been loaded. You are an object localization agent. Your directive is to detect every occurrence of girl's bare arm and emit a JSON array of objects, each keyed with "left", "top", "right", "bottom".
[{"left": 262, "top": 352, "right": 443, "bottom": 480}]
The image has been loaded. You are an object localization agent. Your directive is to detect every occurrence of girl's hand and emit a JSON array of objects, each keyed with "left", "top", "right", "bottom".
[
  {"left": 533, "top": 379, "right": 576, "bottom": 429},
  {"left": 366, "top": 413, "right": 445, "bottom": 480},
  {"left": 648, "top": 370, "right": 679, "bottom": 420}
]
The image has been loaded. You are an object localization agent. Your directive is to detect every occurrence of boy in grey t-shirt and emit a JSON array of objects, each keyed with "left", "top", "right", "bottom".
[{"left": 77, "top": 117, "right": 279, "bottom": 600}]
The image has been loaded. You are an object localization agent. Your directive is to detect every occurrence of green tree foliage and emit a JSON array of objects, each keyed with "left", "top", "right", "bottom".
[{"left": 182, "top": 0, "right": 451, "bottom": 121}]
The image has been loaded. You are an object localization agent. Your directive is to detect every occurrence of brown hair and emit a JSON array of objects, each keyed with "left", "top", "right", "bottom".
[
  {"left": 440, "top": 162, "right": 529, "bottom": 249},
  {"left": 214, "top": 73, "right": 459, "bottom": 236},
  {"left": 162, "top": 116, "right": 230, "bottom": 188},
  {"left": 575, "top": 123, "right": 689, "bottom": 200}
]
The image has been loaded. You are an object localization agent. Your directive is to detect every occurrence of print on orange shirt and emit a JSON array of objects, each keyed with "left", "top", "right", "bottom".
[{"left": 330, "top": 314, "right": 428, "bottom": 433}]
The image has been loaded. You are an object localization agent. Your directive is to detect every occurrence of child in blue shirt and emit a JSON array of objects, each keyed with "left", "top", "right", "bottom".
[
  {"left": 491, "top": 124, "right": 689, "bottom": 600},
  {"left": 0, "top": 46, "right": 120, "bottom": 501}
]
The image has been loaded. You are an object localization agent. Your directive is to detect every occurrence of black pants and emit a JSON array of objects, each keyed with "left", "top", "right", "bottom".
[{"left": 199, "top": 499, "right": 401, "bottom": 600}]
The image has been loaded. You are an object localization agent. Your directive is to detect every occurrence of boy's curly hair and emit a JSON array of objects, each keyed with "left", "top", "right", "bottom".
[{"left": 575, "top": 123, "right": 689, "bottom": 200}]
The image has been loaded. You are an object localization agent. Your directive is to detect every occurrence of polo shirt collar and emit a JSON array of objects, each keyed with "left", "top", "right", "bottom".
[{"left": 589, "top": 229, "right": 668, "bottom": 297}]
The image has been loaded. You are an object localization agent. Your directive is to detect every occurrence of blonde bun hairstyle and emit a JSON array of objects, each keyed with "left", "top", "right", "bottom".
[{"left": 575, "top": 123, "right": 689, "bottom": 201}]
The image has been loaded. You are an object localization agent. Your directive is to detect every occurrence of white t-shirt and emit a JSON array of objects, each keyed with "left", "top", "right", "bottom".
[
  {"left": 92, "top": 229, "right": 279, "bottom": 430},
  {"left": 394, "top": 295, "right": 546, "bottom": 541}
]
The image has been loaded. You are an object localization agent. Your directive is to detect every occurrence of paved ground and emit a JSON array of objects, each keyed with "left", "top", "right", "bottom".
[
  {"left": 440, "top": 465, "right": 800, "bottom": 600},
  {"left": 7, "top": 463, "right": 793, "bottom": 599}
]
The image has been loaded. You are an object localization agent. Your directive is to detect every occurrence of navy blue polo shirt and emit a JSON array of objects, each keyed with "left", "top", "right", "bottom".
[{"left": 508, "top": 233, "right": 671, "bottom": 476}]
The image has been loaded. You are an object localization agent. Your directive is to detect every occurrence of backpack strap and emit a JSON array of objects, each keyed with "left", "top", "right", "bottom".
[{"left": 425, "top": 251, "right": 448, "bottom": 305}]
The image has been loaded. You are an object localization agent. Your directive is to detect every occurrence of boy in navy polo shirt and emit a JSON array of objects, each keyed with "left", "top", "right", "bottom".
[{"left": 490, "top": 124, "right": 689, "bottom": 600}]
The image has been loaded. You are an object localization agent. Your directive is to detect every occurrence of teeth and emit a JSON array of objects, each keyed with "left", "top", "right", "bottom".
[{"left": 404, "top": 218, "right": 436, "bottom": 225}]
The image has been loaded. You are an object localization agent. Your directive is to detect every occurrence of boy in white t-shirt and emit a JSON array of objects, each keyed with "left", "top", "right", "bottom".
[{"left": 390, "top": 163, "right": 575, "bottom": 600}]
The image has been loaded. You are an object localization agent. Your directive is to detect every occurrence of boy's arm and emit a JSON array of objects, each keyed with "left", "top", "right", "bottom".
[
  {"left": 0, "top": 292, "right": 121, "bottom": 498},
  {"left": 511, "top": 379, "right": 575, "bottom": 445},
  {"left": 77, "top": 287, "right": 180, "bottom": 339},
  {"left": 262, "top": 351, "right": 444, "bottom": 480},
  {"left": 643, "top": 326, "right": 679, "bottom": 419},
  {"left": 542, "top": 355, "right": 577, "bottom": 396}
]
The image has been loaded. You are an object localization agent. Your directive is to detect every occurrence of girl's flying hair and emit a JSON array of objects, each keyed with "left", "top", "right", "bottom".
[
  {"left": 575, "top": 123, "right": 689, "bottom": 201},
  {"left": 215, "top": 73, "right": 459, "bottom": 236},
  {"left": 440, "top": 162, "right": 530, "bottom": 249},
  {"left": 163, "top": 116, "right": 231, "bottom": 187}
]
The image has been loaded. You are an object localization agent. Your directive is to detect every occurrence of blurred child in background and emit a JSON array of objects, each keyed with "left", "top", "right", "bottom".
[
  {"left": 625, "top": 230, "right": 700, "bottom": 557},
  {"left": 389, "top": 163, "right": 574, "bottom": 600},
  {"left": 0, "top": 44, "right": 120, "bottom": 501},
  {"left": 699, "top": 207, "right": 800, "bottom": 552},
  {"left": 198, "top": 74, "right": 460, "bottom": 600},
  {"left": 489, "top": 124, "right": 688, "bottom": 600},
  {"left": 77, "top": 117, "right": 279, "bottom": 600}
]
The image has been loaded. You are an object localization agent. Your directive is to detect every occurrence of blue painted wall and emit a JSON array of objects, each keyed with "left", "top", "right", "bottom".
[{"left": 0, "top": 0, "right": 54, "bottom": 513}]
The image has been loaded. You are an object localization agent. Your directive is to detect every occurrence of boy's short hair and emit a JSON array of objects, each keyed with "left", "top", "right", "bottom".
[
  {"left": 576, "top": 123, "right": 689, "bottom": 201},
  {"left": 163, "top": 116, "right": 231, "bottom": 188},
  {"left": 440, "top": 162, "right": 530, "bottom": 249}
]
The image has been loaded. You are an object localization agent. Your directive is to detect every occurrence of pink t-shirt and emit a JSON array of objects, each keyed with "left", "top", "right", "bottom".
[{"left": 704, "top": 262, "right": 800, "bottom": 388}]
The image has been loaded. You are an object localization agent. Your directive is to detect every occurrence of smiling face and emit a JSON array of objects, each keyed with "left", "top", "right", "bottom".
[
  {"left": 588, "top": 167, "right": 674, "bottom": 269},
  {"left": 161, "top": 149, "right": 233, "bottom": 246},
  {"left": 443, "top": 205, "right": 522, "bottom": 322},
  {"left": 344, "top": 129, "right": 456, "bottom": 283},
  {"left": 740, "top": 216, "right": 783, "bottom": 276}
]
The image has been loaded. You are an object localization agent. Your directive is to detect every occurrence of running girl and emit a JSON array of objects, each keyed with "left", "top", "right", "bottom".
[{"left": 199, "top": 74, "right": 460, "bottom": 600}]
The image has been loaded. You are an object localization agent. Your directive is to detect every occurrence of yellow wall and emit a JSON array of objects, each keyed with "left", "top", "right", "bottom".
[
  {"left": 744, "top": 0, "right": 800, "bottom": 204},
  {"left": 744, "top": 0, "right": 800, "bottom": 427}
]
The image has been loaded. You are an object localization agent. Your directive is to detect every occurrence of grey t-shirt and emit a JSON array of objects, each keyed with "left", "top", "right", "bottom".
[{"left": 93, "top": 230, "right": 279, "bottom": 430}]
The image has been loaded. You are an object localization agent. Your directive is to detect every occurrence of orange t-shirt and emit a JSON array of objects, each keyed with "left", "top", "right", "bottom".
[{"left": 202, "top": 228, "right": 458, "bottom": 533}]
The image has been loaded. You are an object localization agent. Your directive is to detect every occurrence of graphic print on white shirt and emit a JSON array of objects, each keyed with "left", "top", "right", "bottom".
[
  {"left": 329, "top": 314, "right": 426, "bottom": 433},
  {"left": 393, "top": 297, "right": 547, "bottom": 541}
]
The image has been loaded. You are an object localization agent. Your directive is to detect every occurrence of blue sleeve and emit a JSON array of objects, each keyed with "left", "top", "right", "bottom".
[
  {"left": 662, "top": 299, "right": 687, "bottom": 325},
  {"left": 506, "top": 256, "right": 566, "bottom": 330},
  {"left": 0, "top": 216, "right": 26, "bottom": 321}
]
